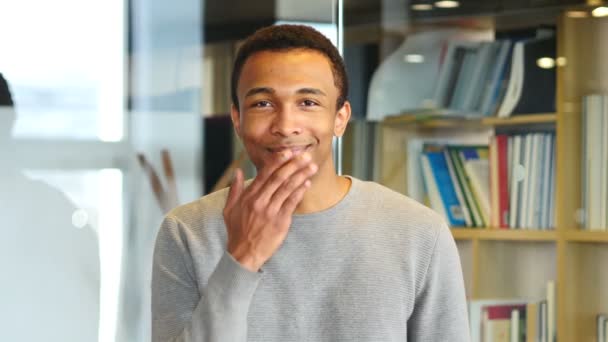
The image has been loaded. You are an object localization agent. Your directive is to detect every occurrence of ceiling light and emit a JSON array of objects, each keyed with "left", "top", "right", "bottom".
[
  {"left": 434, "top": 1, "right": 460, "bottom": 9},
  {"left": 411, "top": 3, "right": 433, "bottom": 11},
  {"left": 592, "top": 6, "right": 608, "bottom": 17},
  {"left": 537, "top": 57, "right": 555, "bottom": 69},
  {"left": 404, "top": 54, "right": 425, "bottom": 63}
]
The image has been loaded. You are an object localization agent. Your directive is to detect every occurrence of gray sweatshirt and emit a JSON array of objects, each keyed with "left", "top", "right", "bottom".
[{"left": 152, "top": 177, "right": 470, "bottom": 341}]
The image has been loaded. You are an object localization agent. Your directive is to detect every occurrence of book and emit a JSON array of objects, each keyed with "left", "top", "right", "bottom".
[
  {"left": 496, "top": 135, "right": 510, "bottom": 228},
  {"left": 583, "top": 95, "right": 605, "bottom": 230},
  {"left": 547, "top": 281, "right": 555, "bottom": 342},
  {"left": 479, "top": 40, "right": 513, "bottom": 116},
  {"left": 449, "top": 146, "right": 485, "bottom": 227},
  {"left": 469, "top": 299, "right": 530, "bottom": 342},
  {"left": 445, "top": 149, "right": 473, "bottom": 226},
  {"left": 461, "top": 148, "right": 491, "bottom": 226},
  {"left": 526, "top": 302, "right": 539, "bottom": 342},
  {"left": 597, "top": 314, "right": 607, "bottom": 342},
  {"left": 496, "top": 36, "right": 556, "bottom": 117},
  {"left": 482, "top": 303, "right": 527, "bottom": 342},
  {"left": 490, "top": 136, "right": 500, "bottom": 228},
  {"left": 510, "top": 309, "right": 521, "bottom": 342},
  {"left": 509, "top": 135, "right": 524, "bottom": 228},
  {"left": 421, "top": 147, "right": 467, "bottom": 226}
]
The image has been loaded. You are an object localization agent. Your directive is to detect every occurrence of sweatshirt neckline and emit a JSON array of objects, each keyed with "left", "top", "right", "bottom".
[{"left": 291, "top": 175, "right": 358, "bottom": 222}]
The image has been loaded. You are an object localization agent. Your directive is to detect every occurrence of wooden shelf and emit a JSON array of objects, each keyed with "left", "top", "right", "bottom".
[
  {"left": 481, "top": 113, "right": 557, "bottom": 126},
  {"left": 382, "top": 112, "right": 557, "bottom": 128},
  {"left": 451, "top": 228, "right": 558, "bottom": 241},
  {"left": 563, "top": 230, "right": 608, "bottom": 243}
]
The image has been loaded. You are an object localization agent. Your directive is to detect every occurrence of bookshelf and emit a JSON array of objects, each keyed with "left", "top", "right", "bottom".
[{"left": 358, "top": 9, "right": 608, "bottom": 342}]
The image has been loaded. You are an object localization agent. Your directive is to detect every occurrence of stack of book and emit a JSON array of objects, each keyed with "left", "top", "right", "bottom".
[
  {"left": 581, "top": 94, "right": 608, "bottom": 231},
  {"left": 419, "top": 135, "right": 555, "bottom": 229},
  {"left": 431, "top": 33, "right": 556, "bottom": 118},
  {"left": 468, "top": 281, "right": 556, "bottom": 342}
]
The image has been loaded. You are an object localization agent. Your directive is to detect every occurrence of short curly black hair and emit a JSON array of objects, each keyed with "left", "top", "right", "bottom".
[{"left": 230, "top": 24, "right": 348, "bottom": 111}]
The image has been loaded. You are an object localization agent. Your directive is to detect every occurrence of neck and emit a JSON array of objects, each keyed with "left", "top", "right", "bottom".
[{"left": 294, "top": 162, "right": 351, "bottom": 214}]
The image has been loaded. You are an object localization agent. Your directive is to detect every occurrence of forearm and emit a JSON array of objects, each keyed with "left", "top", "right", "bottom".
[{"left": 153, "top": 252, "right": 262, "bottom": 342}]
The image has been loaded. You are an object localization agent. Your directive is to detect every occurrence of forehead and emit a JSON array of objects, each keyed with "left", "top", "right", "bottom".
[{"left": 237, "top": 49, "right": 336, "bottom": 92}]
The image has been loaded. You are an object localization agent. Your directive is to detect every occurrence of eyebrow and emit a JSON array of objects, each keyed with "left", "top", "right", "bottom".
[
  {"left": 244, "top": 87, "right": 327, "bottom": 98},
  {"left": 296, "top": 88, "right": 326, "bottom": 96},
  {"left": 245, "top": 87, "right": 275, "bottom": 98}
]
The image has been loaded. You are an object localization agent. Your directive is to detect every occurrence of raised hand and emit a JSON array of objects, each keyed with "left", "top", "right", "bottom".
[{"left": 223, "top": 151, "right": 318, "bottom": 272}]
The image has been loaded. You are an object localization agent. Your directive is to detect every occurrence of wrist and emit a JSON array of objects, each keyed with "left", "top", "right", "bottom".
[{"left": 228, "top": 249, "right": 262, "bottom": 273}]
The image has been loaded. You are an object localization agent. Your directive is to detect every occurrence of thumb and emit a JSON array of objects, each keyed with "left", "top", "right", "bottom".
[{"left": 225, "top": 168, "right": 244, "bottom": 211}]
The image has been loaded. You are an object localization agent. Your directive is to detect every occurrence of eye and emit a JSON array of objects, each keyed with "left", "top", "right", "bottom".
[
  {"left": 252, "top": 100, "right": 272, "bottom": 108},
  {"left": 301, "top": 99, "right": 318, "bottom": 107}
]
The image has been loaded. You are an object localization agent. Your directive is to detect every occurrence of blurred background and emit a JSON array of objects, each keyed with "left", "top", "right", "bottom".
[{"left": 1, "top": 0, "right": 607, "bottom": 341}]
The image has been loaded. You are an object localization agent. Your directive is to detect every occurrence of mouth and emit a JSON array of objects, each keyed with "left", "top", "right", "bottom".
[{"left": 267, "top": 144, "right": 313, "bottom": 156}]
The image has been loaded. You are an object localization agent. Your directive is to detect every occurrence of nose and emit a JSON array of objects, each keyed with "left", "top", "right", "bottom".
[{"left": 270, "top": 109, "right": 302, "bottom": 137}]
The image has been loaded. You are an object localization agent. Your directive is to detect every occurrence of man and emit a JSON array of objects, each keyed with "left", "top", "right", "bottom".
[{"left": 152, "top": 24, "right": 469, "bottom": 341}]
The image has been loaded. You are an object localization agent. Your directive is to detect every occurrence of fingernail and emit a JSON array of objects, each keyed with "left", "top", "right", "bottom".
[
  {"left": 301, "top": 153, "right": 311, "bottom": 162},
  {"left": 281, "top": 150, "right": 292, "bottom": 160},
  {"left": 309, "top": 163, "right": 318, "bottom": 172}
]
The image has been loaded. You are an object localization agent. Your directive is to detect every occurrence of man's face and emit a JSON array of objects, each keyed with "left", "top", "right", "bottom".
[{"left": 231, "top": 49, "right": 351, "bottom": 173}]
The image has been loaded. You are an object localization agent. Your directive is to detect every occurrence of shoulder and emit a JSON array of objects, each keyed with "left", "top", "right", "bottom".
[
  {"left": 349, "top": 177, "right": 450, "bottom": 250},
  {"left": 352, "top": 178, "right": 447, "bottom": 230}
]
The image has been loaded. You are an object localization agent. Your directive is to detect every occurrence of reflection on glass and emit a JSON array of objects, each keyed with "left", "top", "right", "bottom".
[
  {"left": 24, "top": 169, "right": 124, "bottom": 342},
  {"left": 0, "top": 0, "right": 125, "bottom": 141},
  {"left": 1, "top": 76, "right": 101, "bottom": 340}
]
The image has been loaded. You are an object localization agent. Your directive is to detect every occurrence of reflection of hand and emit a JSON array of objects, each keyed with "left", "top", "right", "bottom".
[
  {"left": 137, "top": 149, "right": 179, "bottom": 213},
  {"left": 223, "top": 151, "right": 318, "bottom": 272}
]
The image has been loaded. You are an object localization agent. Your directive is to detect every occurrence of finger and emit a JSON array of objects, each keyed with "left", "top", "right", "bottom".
[
  {"left": 266, "top": 162, "right": 317, "bottom": 215},
  {"left": 245, "top": 149, "right": 293, "bottom": 196},
  {"left": 225, "top": 168, "right": 244, "bottom": 212},
  {"left": 137, "top": 153, "right": 169, "bottom": 211},
  {"left": 278, "top": 179, "right": 311, "bottom": 217},
  {"left": 251, "top": 153, "right": 314, "bottom": 206},
  {"left": 161, "top": 149, "right": 179, "bottom": 207}
]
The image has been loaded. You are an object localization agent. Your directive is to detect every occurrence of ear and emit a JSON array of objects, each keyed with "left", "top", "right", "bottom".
[
  {"left": 333, "top": 100, "right": 352, "bottom": 137},
  {"left": 230, "top": 104, "right": 242, "bottom": 138}
]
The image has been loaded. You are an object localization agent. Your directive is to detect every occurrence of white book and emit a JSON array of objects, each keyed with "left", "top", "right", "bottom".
[
  {"left": 526, "top": 134, "right": 542, "bottom": 229},
  {"left": 547, "top": 281, "right": 556, "bottom": 342},
  {"left": 582, "top": 98, "right": 588, "bottom": 229},
  {"left": 508, "top": 135, "right": 513, "bottom": 196},
  {"left": 585, "top": 95, "right": 604, "bottom": 230},
  {"left": 602, "top": 95, "right": 608, "bottom": 230},
  {"left": 528, "top": 133, "right": 547, "bottom": 229},
  {"left": 540, "top": 301, "right": 548, "bottom": 342},
  {"left": 496, "top": 41, "right": 525, "bottom": 118},
  {"left": 520, "top": 134, "right": 533, "bottom": 228},
  {"left": 540, "top": 134, "right": 554, "bottom": 229},
  {"left": 548, "top": 136, "right": 556, "bottom": 229},
  {"left": 509, "top": 135, "right": 523, "bottom": 228},
  {"left": 511, "top": 309, "right": 520, "bottom": 342}
]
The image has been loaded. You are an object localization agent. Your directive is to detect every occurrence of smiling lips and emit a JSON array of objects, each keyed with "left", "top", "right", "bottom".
[{"left": 267, "top": 144, "right": 312, "bottom": 156}]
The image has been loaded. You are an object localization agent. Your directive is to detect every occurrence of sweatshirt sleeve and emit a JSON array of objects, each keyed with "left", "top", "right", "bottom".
[
  {"left": 407, "top": 222, "right": 471, "bottom": 342},
  {"left": 151, "top": 215, "right": 263, "bottom": 342}
]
